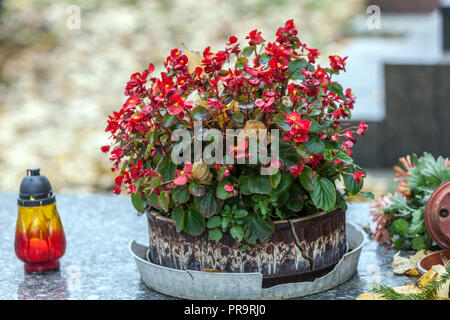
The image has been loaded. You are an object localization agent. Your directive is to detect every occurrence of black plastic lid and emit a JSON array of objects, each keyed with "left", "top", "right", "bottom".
[{"left": 17, "top": 168, "right": 55, "bottom": 207}]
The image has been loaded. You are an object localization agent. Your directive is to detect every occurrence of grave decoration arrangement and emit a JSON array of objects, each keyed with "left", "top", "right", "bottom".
[
  {"left": 102, "top": 20, "right": 369, "bottom": 278},
  {"left": 370, "top": 153, "right": 450, "bottom": 251}
]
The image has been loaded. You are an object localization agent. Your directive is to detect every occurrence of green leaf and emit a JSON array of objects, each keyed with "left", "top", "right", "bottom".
[
  {"left": 183, "top": 207, "right": 206, "bottom": 236},
  {"left": 335, "top": 151, "right": 353, "bottom": 164},
  {"left": 158, "top": 191, "right": 170, "bottom": 212},
  {"left": 304, "top": 135, "right": 325, "bottom": 154},
  {"left": 189, "top": 180, "right": 206, "bottom": 197},
  {"left": 343, "top": 168, "right": 364, "bottom": 195},
  {"left": 144, "top": 143, "right": 155, "bottom": 159},
  {"left": 272, "top": 174, "right": 293, "bottom": 197},
  {"left": 295, "top": 145, "right": 308, "bottom": 159},
  {"left": 233, "top": 209, "right": 249, "bottom": 219},
  {"left": 230, "top": 226, "right": 244, "bottom": 242},
  {"left": 285, "top": 185, "right": 304, "bottom": 212},
  {"left": 149, "top": 177, "right": 161, "bottom": 189},
  {"left": 191, "top": 106, "right": 210, "bottom": 121},
  {"left": 243, "top": 215, "right": 274, "bottom": 244},
  {"left": 417, "top": 153, "right": 449, "bottom": 187},
  {"left": 328, "top": 82, "right": 344, "bottom": 98},
  {"left": 323, "top": 149, "right": 334, "bottom": 161},
  {"left": 359, "top": 191, "right": 375, "bottom": 200},
  {"left": 336, "top": 190, "right": 348, "bottom": 211},
  {"left": 208, "top": 228, "right": 223, "bottom": 242},
  {"left": 231, "top": 112, "right": 245, "bottom": 126},
  {"left": 306, "top": 118, "right": 321, "bottom": 133},
  {"left": 131, "top": 191, "right": 145, "bottom": 213},
  {"left": 309, "top": 108, "right": 322, "bottom": 117},
  {"left": 270, "top": 170, "right": 282, "bottom": 189},
  {"left": 172, "top": 206, "right": 184, "bottom": 232},
  {"left": 238, "top": 175, "right": 251, "bottom": 195},
  {"left": 216, "top": 180, "right": 234, "bottom": 200},
  {"left": 158, "top": 158, "right": 176, "bottom": 181},
  {"left": 243, "top": 46, "right": 254, "bottom": 57},
  {"left": 172, "top": 186, "right": 190, "bottom": 204},
  {"left": 276, "top": 191, "right": 289, "bottom": 207},
  {"left": 411, "top": 236, "right": 426, "bottom": 251},
  {"left": 147, "top": 191, "right": 160, "bottom": 209},
  {"left": 248, "top": 174, "right": 272, "bottom": 194},
  {"left": 196, "top": 191, "right": 223, "bottom": 217},
  {"left": 392, "top": 235, "right": 404, "bottom": 249},
  {"left": 392, "top": 219, "right": 409, "bottom": 235},
  {"left": 412, "top": 208, "right": 424, "bottom": 224},
  {"left": 162, "top": 113, "right": 178, "bottom": 128},
  {"left": 299, "top": 166, "right": 314, "bottom": 191},
  {"left": 409, "top": 221, "right": 425, "bottom": 235},
  {"left": 288, "top": 59, "right": 308, "bottom": 80},
  {"left": 279, "top": 140, "right": 300, "bottom": 168},
  {"left": 147, "top": 130, "right": 158, "bottom": 144},
  {"left": 259, "top": 54, "right": 270, "bottom": 64},
  {"left": 311, "top": 175, "right": 336, "bottom": 211},
  {"left": 207, "top": 216, "right": 222, "bottom": 228},
  {"left": 217, "top": 167, "right": 232, "bottom": 182},
  {"left": 273, "top": 113, "right": 291, "bottom": 131},
  {"left": 221, "top": 217, "right": 230, "bottom": 230}
]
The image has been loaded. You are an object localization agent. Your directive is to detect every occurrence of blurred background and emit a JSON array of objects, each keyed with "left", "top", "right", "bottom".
[{"left": 0, "top": 0, "right": 448, "bottom": 197}]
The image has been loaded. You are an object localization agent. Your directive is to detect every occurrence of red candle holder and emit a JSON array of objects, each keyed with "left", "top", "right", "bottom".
[{"left": 14, "top": 169, "right": 66, "bottom": 272}]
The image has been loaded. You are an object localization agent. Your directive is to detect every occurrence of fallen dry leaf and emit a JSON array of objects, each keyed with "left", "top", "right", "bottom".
[
  {"left": 408, "top": 249, "right": 430, "bottom": 267},
  {"left": 217, "top": 100, "right": 240, "bottom": 128},
  {"left": 181, "top": 43, "right": 203, "bottom": 74},
  {"left": 430, "top": 264, "right": 450, "bottom": 299},
  {"left": 393, "top": 284, "right": 421, "bottom": 295},
  {"left": 415, "top": 265, "right": 449, "bottom": 299},
  {"left": 404, "top": 269, "right": 420, "bottom": 276},
  {"left": 356, "top": 285, "right": 420, "bottom": 300},
  {"left": 238, "top": 119, "right": 273, "bottom": 145},
  {"left": 441, "top": 252, "right": 450, "bottom": 268},
  {"left": 186, "top": 90, "right": 207, "bottom": 108},
  {"left": 392, "top": 252, "right": 416, "bottom": 275},
  {"left": 417, "top": 267, "right": 440, "bottom": 288},
  {"left": 356, "top": 293, "right": 383, "bottom": 300},
  {"left": 391, "top": 250, "right": 433, "bottom": 276}
]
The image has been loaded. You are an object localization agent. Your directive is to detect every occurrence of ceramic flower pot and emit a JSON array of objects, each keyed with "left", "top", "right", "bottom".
[
  {"left": 146, "top": 208, "right": 346, "bottom": 287},
  {"left": 417, "top": 249, "right": 450, "bottom": 275}
]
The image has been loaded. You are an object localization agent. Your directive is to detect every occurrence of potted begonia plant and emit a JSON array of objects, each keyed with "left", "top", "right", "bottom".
[{"left": 103, "top": 20, "right": 369, "bottom": 286}]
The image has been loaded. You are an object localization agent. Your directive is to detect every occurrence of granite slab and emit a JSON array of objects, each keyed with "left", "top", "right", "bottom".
[{"left": 0, "top": 193, "right": 414, "bottom": 300}]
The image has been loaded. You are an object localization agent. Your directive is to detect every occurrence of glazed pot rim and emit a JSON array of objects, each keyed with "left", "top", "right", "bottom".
[
  {"left": 146, "top": 207, "right": 344, "bottom": 225},
  {"left": 417, "top": 248, "right": 450, "bottom": 275}
]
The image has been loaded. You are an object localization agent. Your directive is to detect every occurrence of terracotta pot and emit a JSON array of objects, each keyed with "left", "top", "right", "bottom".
[
  {"left": 146, "top": 207, "right": 347, "bottom": 287},
  {"left": 417, "top": 249, "right": 450, "bottom": 275}
]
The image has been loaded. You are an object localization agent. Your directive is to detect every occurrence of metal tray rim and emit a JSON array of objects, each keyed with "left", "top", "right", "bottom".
[{"left": 130, "top": 222, "right": 366, "bottom": 299}]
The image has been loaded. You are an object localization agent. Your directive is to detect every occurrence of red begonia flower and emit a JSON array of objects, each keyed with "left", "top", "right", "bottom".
[{"left": 174, "top": 162, "right": 193, "bottom": 186}]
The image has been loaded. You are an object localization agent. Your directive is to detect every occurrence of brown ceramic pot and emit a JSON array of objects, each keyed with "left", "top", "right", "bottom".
[
  {"left": 418, "top": 249, "right": 450, "bottom": 275},
  {"left": 146, "top": 208, "right": 347, "bottom": 287}
]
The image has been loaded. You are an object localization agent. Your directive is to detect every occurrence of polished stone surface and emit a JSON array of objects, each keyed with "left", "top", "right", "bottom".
[{"left": 0, "top": 193, "right": 414, "bottom": 300}]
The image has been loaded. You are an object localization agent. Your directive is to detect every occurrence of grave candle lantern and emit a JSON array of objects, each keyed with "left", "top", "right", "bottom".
[{"left": 14, "top": 169, "right": 66, "bottom": 272}]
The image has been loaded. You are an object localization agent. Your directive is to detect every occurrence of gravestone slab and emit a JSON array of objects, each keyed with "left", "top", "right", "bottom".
[{"left": 383, "top": 63, "right": 450, "bottom": 165}]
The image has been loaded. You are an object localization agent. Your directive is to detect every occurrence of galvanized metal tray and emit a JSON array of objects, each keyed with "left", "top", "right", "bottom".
[{"left": 129, "top": 222, "right": 366, "bottom": 299}]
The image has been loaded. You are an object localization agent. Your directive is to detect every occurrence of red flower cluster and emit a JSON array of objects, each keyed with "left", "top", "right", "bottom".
[
  {"left": 329, "top": 55, "right": 347, "bottom": 71},
  {"left": 174, "top": 162, "right": 193, "bottom": 186},
  {"left": 103, "top": 19, "right": 367, "bottom": 198},
  {"left": 246, "top": 30, "right": 264, "bottom": 46},
  {"left": 353, "top": 171, "right": 365, "bottom": 184},
  {"left": 283, "top": 112, "right": 311, "bottom": 144}
]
